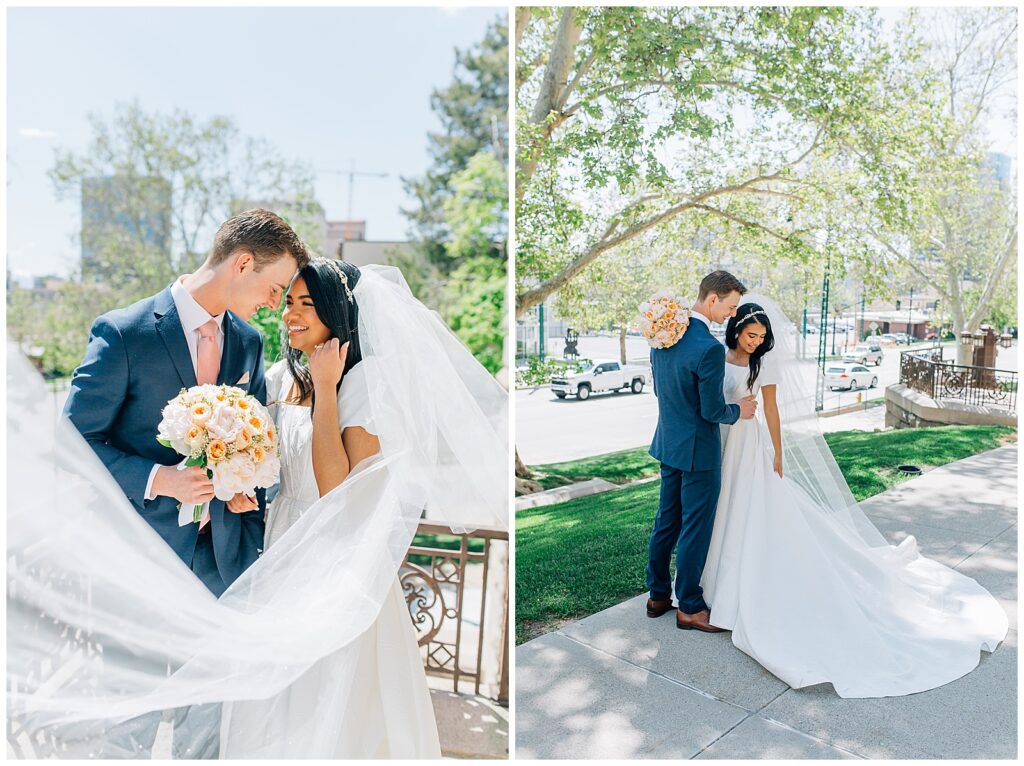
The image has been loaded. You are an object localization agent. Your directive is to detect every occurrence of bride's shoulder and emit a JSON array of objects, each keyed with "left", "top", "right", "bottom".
[
  {"left": 339, "top": 361, "right": 368, "bottom": 400},
  {"left": 265, "top": 359, "right": 291, "bottom": 394}
]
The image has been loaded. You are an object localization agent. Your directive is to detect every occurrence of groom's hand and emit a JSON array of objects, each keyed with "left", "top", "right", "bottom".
[
  {"left": 738, "top": 395, "right": 758, "bottom": 420},
  {"left": 152, "top": 465, "right": 215, "bottom": 505}
]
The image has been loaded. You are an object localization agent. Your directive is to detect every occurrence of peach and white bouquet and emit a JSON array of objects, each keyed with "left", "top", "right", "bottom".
[
  {"left": 637, "top": 292, "right": 691, "bottom": 349},
  {"left": 156, "top": 384, "right": 280, "bottom": 523}
]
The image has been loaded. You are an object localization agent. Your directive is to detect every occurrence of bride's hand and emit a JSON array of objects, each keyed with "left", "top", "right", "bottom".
[
  {"left": 226, "top": 492, "right": 259, "bottom": 513},
  {"left": 773, "top": 453, "right": 783, "bottom": 478},
  {"left": 309, "top": 338, "right": 350, "bottom": 391}
]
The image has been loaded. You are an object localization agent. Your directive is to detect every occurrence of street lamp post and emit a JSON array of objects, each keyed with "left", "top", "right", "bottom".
[
  {"left": 538, "top": 303, "right": 546, "bottom": 362},
  {"left": 907, "top": 286, "right": 914, "bottom": 340},
  {"left": 816, "top": 260, "right": 831, "bottom": 413}
]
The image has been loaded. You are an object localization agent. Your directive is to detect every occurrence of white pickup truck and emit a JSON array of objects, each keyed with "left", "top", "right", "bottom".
[{"left": 551, "top": 360, "right": 648, "bottom": 400}]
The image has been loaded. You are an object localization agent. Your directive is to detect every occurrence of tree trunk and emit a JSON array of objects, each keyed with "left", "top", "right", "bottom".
[
  {"left": 515, "top": 449, "right": 543, "bottom": 495},
  {"left": 619, "top": 326, "right": 627, "bottom": 365},
  {"left": 515, "top": 448, "right": 533, "bottom": 479},
  {"left": 517, "top": 8, "right": 582, "bottom": 198}
]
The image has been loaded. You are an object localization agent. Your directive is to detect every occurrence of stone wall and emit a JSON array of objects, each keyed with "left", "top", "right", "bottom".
[{"left": 885, "top": 384, "right": 1018, "bottom": 430}]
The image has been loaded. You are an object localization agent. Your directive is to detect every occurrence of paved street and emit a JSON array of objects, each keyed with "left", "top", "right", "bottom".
[
  {"left": 517, "top": 340, "right": 1016, "bottom": 465},
  {"left": 515, "top": 446, "right": 1018, "bottom": 759}
]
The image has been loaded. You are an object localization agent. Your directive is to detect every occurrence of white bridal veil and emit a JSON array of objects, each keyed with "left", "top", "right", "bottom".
[
  {"left": 745, "top": 293, "right": 891, "bottom": 547},
  {"left": 7, "top": 265, "right": 508, "bottom": 758}
]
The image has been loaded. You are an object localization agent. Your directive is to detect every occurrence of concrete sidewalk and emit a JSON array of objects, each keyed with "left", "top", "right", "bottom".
[{"left": 516, "top": 446, "right": 1017, "bottom": 759}]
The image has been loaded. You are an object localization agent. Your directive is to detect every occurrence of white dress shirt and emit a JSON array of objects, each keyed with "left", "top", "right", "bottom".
[
  {"left": 690, "top": 309, "right": 712, "bottom": 329},
  {"left": 144, "top": 277, "right": 226, "bottom": 501}
]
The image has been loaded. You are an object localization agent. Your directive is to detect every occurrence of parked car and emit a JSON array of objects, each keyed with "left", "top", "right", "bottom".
[
  {"left": 551, "top": 360, "right": 648, "bottom": 400},
  {"left": 842, "top": 342, "right": 884, "bottom": 366},
  {"left": 824, "top": 363, "right": 879, "bottom": 391},
  {"left": 891, "top": 332, "right": 912, "bottom": 345},
  {"left": 877, "top": 333, "right": 900, "bottom": 346}
]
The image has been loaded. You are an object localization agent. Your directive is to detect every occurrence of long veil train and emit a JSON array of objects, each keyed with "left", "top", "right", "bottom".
[{"left": 7, "top": 265, "right": 509, "bottom": 757}]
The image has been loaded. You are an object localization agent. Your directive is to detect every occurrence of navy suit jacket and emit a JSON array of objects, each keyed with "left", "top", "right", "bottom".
[
  {"left": 649, "top": 319, "right": 740, "bottom": 472},
  {"left": 63, "top": 285, "right": 268, "bottom": 588}
]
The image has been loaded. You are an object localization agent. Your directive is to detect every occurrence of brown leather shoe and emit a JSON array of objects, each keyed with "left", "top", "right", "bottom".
[
  {"left": 646, "top": 598, "right": 674, "bottom": 618},
  {"left": 676, "top": 609, "right": 726, "bottom": 633}
]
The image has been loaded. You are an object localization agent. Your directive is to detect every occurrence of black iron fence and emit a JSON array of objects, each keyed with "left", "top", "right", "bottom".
[
  {"left": 900, "top": 350, "right": 1017, "bottom": 413},
  {"left": 401, "top": 522, "right": 509, "bottom": 704}
]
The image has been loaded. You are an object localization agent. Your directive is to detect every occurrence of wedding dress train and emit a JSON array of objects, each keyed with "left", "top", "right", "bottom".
[{"left": 701, "top": 359, "right": 1007, "bottom": 698}]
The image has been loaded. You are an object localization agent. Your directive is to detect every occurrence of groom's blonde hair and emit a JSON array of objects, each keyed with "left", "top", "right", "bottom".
[{"left": 698, "top": 270, "right": 747, "bottom": 302}]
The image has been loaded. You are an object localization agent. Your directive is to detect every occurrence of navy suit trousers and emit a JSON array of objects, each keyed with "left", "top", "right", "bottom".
[{"left": 646, "top": 462, "right": 721, "bottom": 613}]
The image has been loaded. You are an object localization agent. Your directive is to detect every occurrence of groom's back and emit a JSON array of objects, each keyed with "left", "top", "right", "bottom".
[{"left": 649, "top": 324, "right": 724, "bottom": 472}]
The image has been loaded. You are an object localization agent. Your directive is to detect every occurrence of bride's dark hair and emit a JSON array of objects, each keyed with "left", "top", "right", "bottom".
[
  {"left": 284, "top": 257, "right": 363, "bottom": 415},
  {"left": 725, "top": 302, "right": 775, "bottom": 391}
]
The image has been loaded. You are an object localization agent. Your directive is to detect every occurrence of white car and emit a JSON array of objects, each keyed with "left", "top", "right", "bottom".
[
  {"left": 824, "top": 363, "right": 879, "bottom": 392},
  {"left": 551, "top": 360, "right": 648, "bottom": 400},
  {"left": 842, "top": 343, "right": 884, "bottom": 366}
]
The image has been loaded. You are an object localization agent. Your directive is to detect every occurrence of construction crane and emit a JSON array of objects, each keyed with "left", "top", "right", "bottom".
[{"left": 320, "top": 161, "right": 389, "bottom": 221}]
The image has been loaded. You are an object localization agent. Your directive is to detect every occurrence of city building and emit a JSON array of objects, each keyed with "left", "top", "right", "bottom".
[
  {"left": 81, "top": 175, "right": 172, "bottom": 280},
  {"left": 324, "top": 218, "right": 414, "bottom": 268}
]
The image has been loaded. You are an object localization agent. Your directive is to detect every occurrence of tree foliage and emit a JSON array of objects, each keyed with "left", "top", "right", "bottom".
[
  {"left": 25, "top": 103, "right": 317, "bottom": 376},
  {"left": 401, "top": 15, "right": 509, "bottom": 374},
  {"left": 515, "top": 6, "right": 915, "bottom": 317},
  {"left": 855, "top": 8, "right": 1017, "bottom": 363}
]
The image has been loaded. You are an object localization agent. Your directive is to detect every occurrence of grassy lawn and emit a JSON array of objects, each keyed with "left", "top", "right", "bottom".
[
  {"left": 407, "top": 531, "right": 484, "bottom": 568},
  {"left": 516, "top": 424, "right": 1015, "bottom": 644},
  {"left": 528, "top": 447, "right": 660, "bottom": 490}
]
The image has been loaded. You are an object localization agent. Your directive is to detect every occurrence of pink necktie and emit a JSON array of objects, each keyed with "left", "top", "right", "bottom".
[
  {"left": 196, "top": 319, "right": 219, "bottom": 529},
  {"left": 196, "top": 319, "right": 220, "bottom": 385}
]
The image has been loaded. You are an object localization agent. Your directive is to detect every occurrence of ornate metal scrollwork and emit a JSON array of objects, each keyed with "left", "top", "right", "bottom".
[{"left": 399, "top": 562, "right": 445, "bottom": 646}]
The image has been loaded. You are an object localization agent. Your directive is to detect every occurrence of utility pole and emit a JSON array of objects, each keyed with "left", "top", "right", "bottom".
[
  {"left": 860, "top": 293, "right": 866, "bottom": 342},
  {"left": 538, "top": 303, "right": 546, "bottom": 362},
  {"left": 907, "top": 286, "right": 914, "bottom": 340},
  {"left": 816, "top": 259, "right": 830, "bottom": 413}
]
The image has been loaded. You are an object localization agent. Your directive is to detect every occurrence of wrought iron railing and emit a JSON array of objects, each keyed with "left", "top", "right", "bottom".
[
  {"left": 401, "top": 522, "right": 509, "bottom": 705},
  {"left": 900, "top": 350, "right": 1017, "bottom": 413}
]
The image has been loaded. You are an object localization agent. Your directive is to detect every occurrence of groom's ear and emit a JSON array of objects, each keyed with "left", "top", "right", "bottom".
[{"left": 231, "top": 249, "right": 255, "bottom": 275}]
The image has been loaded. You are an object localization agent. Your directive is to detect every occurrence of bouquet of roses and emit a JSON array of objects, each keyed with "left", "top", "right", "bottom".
[
  {"left": 637, "top": 291, "right": 691, "bottom": 349},
  {"left": 157, "top": 384, "right": 280, "bottom": 524}
]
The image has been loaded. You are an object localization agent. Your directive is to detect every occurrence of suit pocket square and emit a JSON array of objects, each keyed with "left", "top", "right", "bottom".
[{"left": 236, "top": 371, "right": 250, "bottom": 385}]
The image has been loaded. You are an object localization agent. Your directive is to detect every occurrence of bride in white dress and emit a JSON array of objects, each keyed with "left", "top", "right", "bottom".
[
  {"left": 219, "top": 258, "right": 440, "bottom": 757},
  {"left": 701, "top": 297, "right": 1007, "bottom": 698},
  {"left": 7, "top": 259, "right": 507, "bottom": 758}
]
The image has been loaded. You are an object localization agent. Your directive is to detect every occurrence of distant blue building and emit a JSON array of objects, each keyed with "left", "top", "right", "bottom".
[
  {"left": 986, "top": 152, "right": 1013, "bottom": 189},
  {"left": 81, "top": 175, "right": 172, "bottom": 281}
]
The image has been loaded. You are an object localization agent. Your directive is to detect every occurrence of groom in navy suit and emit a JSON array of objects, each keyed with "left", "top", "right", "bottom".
[
  {"left": 65, "top": 209, "right": 309, "bottom": 599},
  {"left": 647, "top": 270, "right": 757, "bottom": 632}
]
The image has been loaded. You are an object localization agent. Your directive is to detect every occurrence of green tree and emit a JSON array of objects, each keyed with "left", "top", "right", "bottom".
[
  {"left": 51, "top": 101, "right": 318, "bottom": 294},
  {"left": 438, "top": 151, "right": 508, "bottom": 374},
  {"left": 402, "top": 17, "right": 509, "bottom": 265},
  {"left": 515, "top": 6, "right": 914, "bottom": 317},
  {"left": 854, "top": 8, "right": 1017, "bottom": 364},
  {"left": 401, "top": 15, "right": 510, "bottom": 374},
  {"left": 31, "top": 102, "right": 318, "bottom": 376},
  {"left": 553, "top": 218, "right": 709, "bottom": 364}
]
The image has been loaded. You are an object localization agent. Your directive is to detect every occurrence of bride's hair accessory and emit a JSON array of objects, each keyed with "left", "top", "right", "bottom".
[
  {"left": 324, "top": 258, "right": 355, "bottom": 304},
  {"left": 737, "top": 308, "right": 768, "bottom": 325},
  {"left": 637, "top": 291, "right": 691, "bottom": 349}
]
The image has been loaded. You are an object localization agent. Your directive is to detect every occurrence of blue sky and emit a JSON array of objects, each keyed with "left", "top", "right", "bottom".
[{"left": 7, "top": 6, "right": 505, "bottom": 280}]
